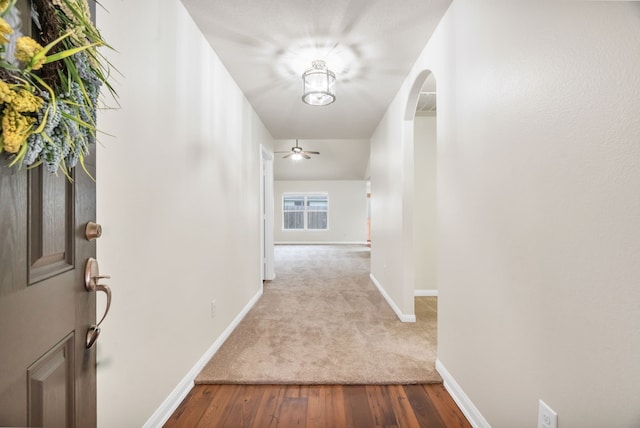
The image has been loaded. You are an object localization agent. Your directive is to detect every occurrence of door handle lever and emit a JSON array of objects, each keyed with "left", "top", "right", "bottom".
[{"left": 84, "top": 258, "right": 112, "bottom": 349}]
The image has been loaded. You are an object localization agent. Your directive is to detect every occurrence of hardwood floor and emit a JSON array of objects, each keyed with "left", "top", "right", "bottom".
[{"left": 164, "top": 383, "right": 471, "bottom": 427}]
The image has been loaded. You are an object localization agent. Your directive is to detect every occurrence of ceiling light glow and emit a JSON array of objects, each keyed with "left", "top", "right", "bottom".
[{"left": 276, "top": 39, "right": 360, "bottom": 81}]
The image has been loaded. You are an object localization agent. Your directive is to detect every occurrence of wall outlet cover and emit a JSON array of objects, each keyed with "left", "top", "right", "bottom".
[{"left": 538, "top": 400, "right": 558, "bottom": 428}]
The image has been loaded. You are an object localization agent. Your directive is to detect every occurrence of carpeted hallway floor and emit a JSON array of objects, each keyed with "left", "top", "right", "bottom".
[{"left": 196, "top": 244, "right": 440, "bottom": 384}]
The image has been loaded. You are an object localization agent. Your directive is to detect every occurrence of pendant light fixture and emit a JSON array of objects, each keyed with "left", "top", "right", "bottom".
[{"left": 302, "top": 60, "right": 336, "bottom": 106}]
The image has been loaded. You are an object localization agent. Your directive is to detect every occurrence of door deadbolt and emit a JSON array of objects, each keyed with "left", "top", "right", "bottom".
[{"left": 85, "top": 221, "right": 103, "bottom": 241}]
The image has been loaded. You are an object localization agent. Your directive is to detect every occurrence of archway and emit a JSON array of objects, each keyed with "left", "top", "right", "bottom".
[{"left": 403, "top": 70, "right": 438, "bottom": 317}]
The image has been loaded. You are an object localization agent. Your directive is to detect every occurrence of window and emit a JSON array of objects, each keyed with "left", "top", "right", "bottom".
[
  {"left": 306, "top": 195, "right": 328, "bottom": 229},
  {"left": 283, "top": 195, "right": 305, "bottom": 230},
  {"left": 283, "top": 194, "right": 328, "bottom": 230}
]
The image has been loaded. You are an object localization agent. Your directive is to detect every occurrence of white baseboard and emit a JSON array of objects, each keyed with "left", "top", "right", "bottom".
[
  {"left": 143, "top": 286, "right": 264, "bottom": 428},
  {"left": 415, "top": 289, "right": 438, "bottom": 297},
  {"left": 435, "top": 359, "right": 490, "bottom": 428},
  {"left": 369, "top": 273, "right": 416, "bottom": 323},
  {"left": 275, "top": 241, "right": 369, "bottom": 245}
]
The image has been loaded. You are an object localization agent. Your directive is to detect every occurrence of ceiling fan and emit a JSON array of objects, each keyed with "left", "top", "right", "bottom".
[{"left": 276, "top": 139, "right": 320, "bottom": 160}]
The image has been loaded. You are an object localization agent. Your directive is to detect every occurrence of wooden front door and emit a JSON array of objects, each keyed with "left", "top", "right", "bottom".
[{"left": 0, "top": 154, "right": 98, "bottom": 426}]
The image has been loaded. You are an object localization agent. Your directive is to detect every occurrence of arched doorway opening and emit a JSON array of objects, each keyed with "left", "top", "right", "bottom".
[{"left": 403, "top": 70, "right": 437, "bottom": 318}]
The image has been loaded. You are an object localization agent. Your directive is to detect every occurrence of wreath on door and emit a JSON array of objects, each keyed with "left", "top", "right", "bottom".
[{"left": 0, "top": 0, "right": 115, "bottom": 178}]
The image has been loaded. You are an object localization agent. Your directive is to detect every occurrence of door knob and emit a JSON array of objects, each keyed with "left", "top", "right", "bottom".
[
  {"left": 85, "top": 221, "right": 102, "bottom": 241},
  {"left": 84, "top": 258, "right": 112, "bottom": 349}
]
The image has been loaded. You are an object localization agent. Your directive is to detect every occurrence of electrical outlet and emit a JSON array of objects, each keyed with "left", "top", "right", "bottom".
[
  {"left": 538, "top": 400, "right": 557, "bottom": 428},
  {"left": 211, "top": 300, "right": 217, "bottom": 318}
]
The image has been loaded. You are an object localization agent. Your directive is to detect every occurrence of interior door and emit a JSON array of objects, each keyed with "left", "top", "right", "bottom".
[{"left": 0, "top": 150, "right": 98, "bottom": 427}]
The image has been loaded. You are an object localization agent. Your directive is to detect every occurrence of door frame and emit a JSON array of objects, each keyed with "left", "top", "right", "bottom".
[{"left": 260, "top": 145, "right": 275, "bottom": 280}]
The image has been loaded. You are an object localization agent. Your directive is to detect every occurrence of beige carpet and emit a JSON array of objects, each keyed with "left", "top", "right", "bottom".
[{"left": 195, "top": 245, "right": 440, "bottom": 384}]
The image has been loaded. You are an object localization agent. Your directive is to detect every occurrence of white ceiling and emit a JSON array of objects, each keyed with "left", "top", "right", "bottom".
[
  {"left": 273, "top": 139, "right": 370, "bottom": 180},
  {"left": 180, "top": 0, "right": 451, "bottom": 179}
]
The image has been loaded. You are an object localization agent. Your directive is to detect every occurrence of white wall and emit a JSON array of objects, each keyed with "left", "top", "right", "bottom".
[
  {"left": 274, "top": 180, "right": 367, "bottom": 243},
  {"left": 370, "top": 111, "right": 407, "bottom": 313},
  {"left": 96, "top": 1, "right": 273, "bottom": 426},
  {"left": 414, "top": 116, "right": 437, "bottom": 291},
  {"left": 371, "top": 1, "right": 640, "bottom": 426}
]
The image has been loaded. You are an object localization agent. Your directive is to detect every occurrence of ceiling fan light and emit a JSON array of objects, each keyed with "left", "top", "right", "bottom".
[
  {"left": 302, "top": 60, "right": 336, "bottom": 106},
  {"left": 291, "top": 152, "right": 303, "bottom": 161}
]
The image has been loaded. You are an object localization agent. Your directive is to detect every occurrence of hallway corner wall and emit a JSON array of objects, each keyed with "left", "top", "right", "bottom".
[
  {"left": 370, "top": 1, "right": 640, "bottom": 426},
  {"left": 96, "top": 1, "right": 273, "bottom": 426}
]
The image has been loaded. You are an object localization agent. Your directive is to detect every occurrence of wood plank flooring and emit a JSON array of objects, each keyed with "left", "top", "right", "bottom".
[{"left": 164, "top": 384, "right": 471, "bottom": 427}]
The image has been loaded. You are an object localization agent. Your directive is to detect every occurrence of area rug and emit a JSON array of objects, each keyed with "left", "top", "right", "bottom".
[{"left": 195, "top": 245, "right": 440, "bottom": 384}]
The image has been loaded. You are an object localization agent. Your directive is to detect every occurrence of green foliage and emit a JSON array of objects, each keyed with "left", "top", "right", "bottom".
[{"left": 0, "top": 0, "right": 116, "bottom": 179}]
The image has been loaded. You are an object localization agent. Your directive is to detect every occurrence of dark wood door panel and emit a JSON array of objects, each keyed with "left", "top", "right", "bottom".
[
  {"left": 0, "top": 168, "right": 28, "bottom": 297},
  {"left": 29, "top": 168, "right": 75, "bottom": 284},
  {"left": 0, "top": 166, "right": 76, "bottom": 421},
  {"left": 1, "top": 158, "right": 96, "bottom": 426},
  {"left": 28, "top": 333, "right": 75, "bottom": 428},
  {"left": 0, "top": 270, "right": 75, "bottom": 425}
]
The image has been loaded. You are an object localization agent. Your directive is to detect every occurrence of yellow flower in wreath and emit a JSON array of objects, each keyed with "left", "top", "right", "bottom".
[
  {"left": 0, "top": 17, "right": 13, "bottom": 45},
  {"left": 15, "top": 37, "right": 46, "bottom": 70},
  {"left": 0, "top": 81, "right": 43, "bottom": 112},
  {"left": 12, "top": 89, "right": 42, "bottom": 113},
  {"left": 0, "top": 0, "right": 10, "bottom": 15},
  {"left": 0, "top": 80, "right": 15, "bottom": 104},
  {"left": 1, "top": 106, "right": 35, "bottom": 153}
]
